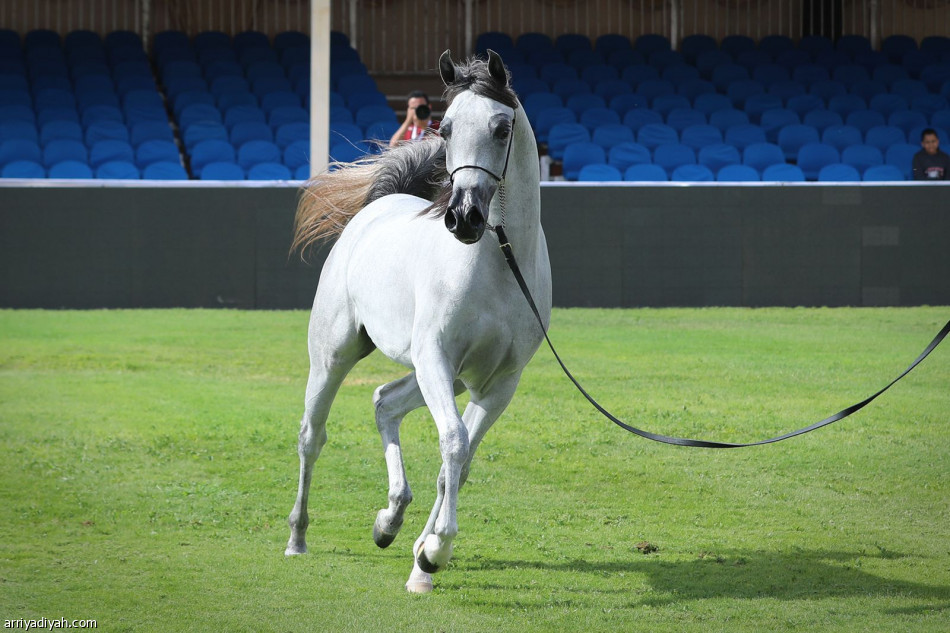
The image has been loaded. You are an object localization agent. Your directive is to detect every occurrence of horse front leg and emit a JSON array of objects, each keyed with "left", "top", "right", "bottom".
[{"left": 405, "top": 372, "right": 523, "bottom": 593}]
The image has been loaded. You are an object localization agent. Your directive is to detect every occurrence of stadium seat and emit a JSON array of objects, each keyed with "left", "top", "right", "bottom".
[
  {"left": 742, "top": 142, "right": 786, "bottom": 173},
  {"left": 591, "top": 123, "right": 635, "bottom": 151},
  {"left": 535, "top": 107, "right": 577, "bottom": 143},
  {"left": 95, "top": 160, "right": 140, "bottom": 179},
  {"left": 231, "top": 121, "right": 274, "bottom": 148},
  {"left": 862, "top": 164, "right": 904, "bottom": 181},
  {"left": 865, "top": 125, "right": 906, "bottom": 152},
  {"left": 803, "top": 109, "right": 844, "bottom": 133},
  {"left": 829, "top": 94, "right": 868, "bottom": 119},
  {"left": 716, "top": 164, "right": 760, "bottom": 181},
  {"left": 0, "top": 139, "right": 42, "bottom": 167},
  {"left": 698, "top": 143, "right": 741, "bottom": 175},
  {"left": 199, "top": 161, "right": 244, "bottom": 180},
  {"left": 849, "top": 80, "right": 887, "bottom": 102},
  {"left": 696, "top": 51, "right": 734, "bottom": 79},
  {"left": 821, "top": 124, "right": 863, "bottom": 152},
  {"left": 595, "top": 33, "right": 632, "bottom": 58},
  {"left": 622, "top": 108, "right": 663, "bottom": 131},
  {"left": 1, "top": 160, "right": 45, "bottom": 178},
  {"left": 607, "top": 142, "right": 651, "bottom": 172},
  {"left": 882, "top": 35, "right": 917, "bottom": 63},
  {"left": 636, "top": 123, "right": 678, "bottom": 150},
  {"left": 293, "top": 164, "right": 311, "bottom": 180},
  {"left": 48, "top": 159, "right": 93, "bottom": 178},
  {"left": 680, "top": 34, "right": 717, "bottom": 65},
  {"left": 845, "top": 109, "right": 885, "bottom": 135},
  {"left": 694, "top": 93, "right": 733, "bottom": 116},
  {"left": 653, "top": 143, "right": 696, "bottom": 175},
  {"left": 636, "top": 79, "right": 675, "bottom": 103},
  {"left": 761, "top": 163, "right": 805, "bottom": 181},
  {"left": 727, "top": 79, "right": 765, "bottom": 108},
  {"left": 911, "top": 94, "right": 949, "bottom": 118},
  {"left": 889, "top": 109, "right": 929, "bottom": 135},
  {"left": 671, "top": 163, "right": 714, "bottom": 181},
  {"left": 841, "top": 144, "right": 884, "bottom": 175},
  {"left": 276, "top": 122, "right": 311, "bottom": 150},
  {"left": 142, "top": 161, "right": 188, "bottom": 180},
  {"left": 708, "top": 108, "right": 749, "bottom": 132},
  {"left": 797, "top": 143, "right": 841, "bottom": 180},
  {"left": 329, "top": 141, "right": 371, "bottom": 163},
  {"left": 190, "top": 140, "right": 236, "bottom": 175},
  {"left": 608, "top": 94, "right": 649, "bottom": 117},
  {"left": 760, "top": 108, "right": 800, "bottom": 143},
  {"left": 786, "top": 94, "right": 825, "bottom": 118},
  {"left": 283, "top": 139, "right": 310, "bottom": 170},
  {"left": 724, "top": 124, "right": 766, "bottom": 150},
  {"left": 577, "top": 163, "right": 622, "bottom": 182},
  {"left": 89, "top": 140, "right": 135, "bottom": 168},
  {"left": 42, "top": 139, "right": 88, "bottom": 167},
  {"left": 677, "top": 78, "right": 716, "bottom": 102},
  {"left": 135, "top": 140, "right": 180, "bottom": 167},
  {"left": 818, "top": 163, "right": 860, "bottom": 181},
  {"left": 581, "top": 64, "right": 618, "bottom": 85},
  {"left": 523, "top": 92, "right": 563, "bottom": 126},
  {"left": 580, "top": 107, "right": 620, "bottom": 131},
  {"left": 743, "top": 94, "right": 783, "bottom": 123},
  {"left": 594, "top": 79, "right": 632, "bottom": 103},
  {"left": 247, "top": 162, "right": 292, "bottom": 180},
  {"left": 777, "top": 124, "right": 820, "bottom": 160},
  {"left": 885, "top": 142, "right": 919, "bottom": 180},
  {"left": 680, "top": 124, "right": 723, "bottom": 151},
  {"left": 539, "top": 62, "right": 577, "bottom": 85},
  {"left": 552, "top": 78, "right": 591, "bottom": 101},
  {"left": 624, "top": 163, "right": 668, "bottom": 181},
  {"left": 562, "top": 142, "right": 606, "bottom": 180},
  {"left": 721, "top": 35, "right": 756, "bottom": 58},
  {"left": 565, "top": 94, "right": 605, "bottom": 117},
  {"left": 547, "top": 123, "right": 590, "bottom": 161},
  {"left": 666, "top": 108, "right": 706, "bottom": 132}
]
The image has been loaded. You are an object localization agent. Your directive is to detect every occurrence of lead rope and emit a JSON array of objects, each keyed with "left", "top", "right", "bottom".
[{"left": 494, "top": 228, "right": 950, "bottom": 448}]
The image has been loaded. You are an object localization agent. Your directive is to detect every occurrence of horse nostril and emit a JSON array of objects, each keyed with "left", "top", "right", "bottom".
[
  {"left": 444, "top": 211, "right": 458, "bottom": 232},
  {"left": 466, "top": 206, "right": 485, "bottom": 231}
]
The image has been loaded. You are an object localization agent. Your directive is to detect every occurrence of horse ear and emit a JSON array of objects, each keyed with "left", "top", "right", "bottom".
[
  {"left": 439, "top": 50, "right": 455, "bottom": 86},
  {"left": 486, "top": 49, "right": 508, "bottom": 87}
]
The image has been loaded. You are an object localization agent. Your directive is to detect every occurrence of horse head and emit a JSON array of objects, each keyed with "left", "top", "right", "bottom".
[{"left": 438, "top": 49, "right": 519, "bottom": 244}]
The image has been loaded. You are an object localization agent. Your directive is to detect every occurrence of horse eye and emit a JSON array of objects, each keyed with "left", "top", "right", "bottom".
[
  {"left": 440, "top": 123, "right": 452, "bottom": 140},
  {"left": 493, "top": 124, "right": 510, "bottom": 140}
]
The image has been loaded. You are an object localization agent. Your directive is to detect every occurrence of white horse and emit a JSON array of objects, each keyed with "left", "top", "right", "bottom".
[{"left": 286, "top": 50, "right": 551, "bottom": 593}]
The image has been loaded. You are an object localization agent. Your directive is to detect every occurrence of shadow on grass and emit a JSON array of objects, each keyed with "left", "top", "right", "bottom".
[{"left": 459, "top": 549, "right": 950, "bottom": 611}]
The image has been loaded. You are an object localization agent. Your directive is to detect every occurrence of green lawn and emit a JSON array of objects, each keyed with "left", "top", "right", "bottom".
[{"left": 0, "top": 308, "right": 947, "bottom": 632}]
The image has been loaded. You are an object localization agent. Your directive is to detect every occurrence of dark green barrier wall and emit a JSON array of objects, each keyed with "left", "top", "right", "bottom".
[{"left": 1, "top": 184, "right": 947, "bottom": 308}]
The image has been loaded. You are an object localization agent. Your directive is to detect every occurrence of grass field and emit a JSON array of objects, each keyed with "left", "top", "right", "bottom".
[{"left": 0, "top": 307, "right": 948, "bottom": 632}]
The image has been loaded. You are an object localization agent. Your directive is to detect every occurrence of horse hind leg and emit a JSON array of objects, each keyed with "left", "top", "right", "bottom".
[
  {"left": 286, "top": 327, "right": 373, "bottom": 556},
  {"left": 373, "top": 374, "right": 465, "bottom": 549}
]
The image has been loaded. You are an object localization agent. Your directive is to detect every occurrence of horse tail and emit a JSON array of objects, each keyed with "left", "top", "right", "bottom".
[{"left": 292, "top": 136, "right": 447, "bottom": 258}]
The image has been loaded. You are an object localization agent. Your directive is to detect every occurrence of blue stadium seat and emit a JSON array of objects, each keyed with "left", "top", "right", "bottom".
[
  {"left": 183, "top": 122, "right": 229, "bottom": 150},
  {"left": 248, "top": 162, "right": 293, "bottom": 180},
  {"left": 868, "top": 93, "right": 908, "bottom": 118},
  {"left": 891, "top": 79, "right": 928, "bottom": 101},
  {"left": 330, "top": 122, "right": 364, "bottom": 145},
  {"left": 677, "top": 78, "right": 716, "bottom": 102},
  {"left": 635, "top": 79, "right": 675, "bottom": 103},
  {"left": 721, "top": 35, "right": 756, "bottom": 58},
  {"left": 523, "top": 92, "right": 563, "bottom": 126},
  {"left": 666, "top": 108, "right": 706, "bottom": 132},
  {"left": 829, "top": 94, "right": 868, "bottom": 119},
  {"left": 622, "top": 108, "right": 663, "bottom": 131},
  {"left": 882, "top": 35, "right": 917, "bottom": 64},
  {"left": 932, "top": 109, "right": 950, "bottom": 132},
  {"left": 539, "top": 62, "right": 577, "bottom": 85},
  {"left": 786, "top": 94, "right": 825, "bottom": 119},
  {"left": 695, "top": 93, "right": 736, "bottom": 117},
  {"left": 873, "top": 64, "right": 909, "bottom": 86},
  {"left": 844, "top": 110, "right": 887, "bottom": 136},
  {"left": 636, "top": 123, "right": 678, "bottom": 150},
  {"left": 580, "top": 107, "right": 620, "bottom": 131},
  {"left": 842, "top": 144, "right": 883, "bottom": 175},
  {"left": 562, "top": 142, "right": 606, "bottom": 180},
  {"left": 0, "top": 105, "right": 36, "bottom": 125},
  {"left": 89, "top": 140, "right": 134, "bottom": 168},
  {"left": 833, "top": 64, "right": 870, "bottom": 87},
  {"left": 847, "top": 80, "right": 886, "bottom": 102},
  {"left": 238, "top": 139, "right": 282, "bottom": 169},
  {"left": 671, "top": 163, "right": 714, "bottom": 181},
  {"left": 329, "top": 141, "right": 372, "bottom": 163},
  {"left": 591, "top": 123, "right": 635, "bottom": 150},
  {"left": 911, "top": 94, "right": 949, "bottom": 118},
  {"left": 680, "top": 124, "right": 723, "bottom": 151},
  {"left": 865, "top": 125, "right": 906, "bottom": 152},
  {"left": 283, "top": 139, "right": 310, "bottom": 170},
  {"left": 724, "top": 123, "right": 766, "bottom": 150},
  {"left": 862, "top": 164, "right": 904, "bottom": 181},
  {"left": 135, "top": 140, "right": 180, "bottom": 167},
  {"left": 801, "top": 108, "right": 843, "bottom": 133},
  {"left": 884, "top": 143, "right": 918, "bottom": 180},
  {"left": 217, "top": 90, "right": 257, "bottom": 111},
  {"left": 142, "top": 161, "right": 188, "bottom": 180},
  {"left": 920, "top": 35, "right": 950, "bottom": 57},
  {"left": 608, "top": 94, "right": 648, "bottom": 117},
  {"left": 594, "top": 79, "right": 632, "bottom": 103},
  {"left": 727, "top": 79, "right": 765, "bottom": 108},
  {"left": 190, "top": 140, "right": 236, "bottom": 175},
  {"left": 818, "top": 163, "right": 860, "bottom": 181},
  {"left": 180, "top": 103, "right": 223, "bottom": 129},
  {"left": 696, "top": 50, "right": 734, "bottom": 79},
  {"left": 608, "top": 142, "right": 651, "bottom": 172},
  {"left": 565, "top": 93, "right": 606, "bottom": 117},
  {"left": 42, "top": 139, "right": 87, "bottom": 167},
  {"left": 698, "top": 143, "right": 741, "bottom": 175},
  {"left": 662, "top": 63, "right": 700, "bottom": 85},
  {"left": 476, "top": 31, "right": 514, "bottom": 54},
  {"left": 607, "top": 49, "right": 645, "bottom": 71},
  {"left": 347, "top": 90, "right": 388, "bottom": 112},
  {"left": 1, "top": 120, "right": 38, "bottom": 144},
  {"left": 261, "top": 91, "right": 301, "bottom": 114},
  {"left": 711, "top": 64, "right": 750, "bottom": 91},
  {"left": 48, "top": 159, "right": 93, "bottom": 178},
  {"left": 269, "top": 106, "right": 308, "bottom": 130},
  {"left": 760, "top": 108, "right": 800, "bottom": 143},
  {"left": 652, "top": 94, "right": 690, "bottom": 118},
  {"left": 680, "top": 34, "right": 717, "bottom": 65},
  {"left": 275, "top": 122, "right": 311, "bottom": 150},
  {"left": 512, "top": 77, "right": 548, "bottom": 98},
  {"left": 95, "top": 160, "right": 140, "bottom": 179},
  {"left": 224, "top": 105, "right": 267, "bottom": 129},
  {"left": 516, "top": 32, "right": 554, "bottom": 55},
  {"left": 293, "top": 163, "right": 311, "bottom": 180},
  {"left": 624, "top": 163, "right": 668, "bottom": 181},
  {"left": 634, "top": 33, "right": 671, "bottom": 56},
  {"left": 716, "top": 164, "right": 760, "bottom": 181},
  {"left": 760, "top": 35, "right": 795, "bottom": 58},
  {"left": 577, "top": 163, "right": 622, "bottom": 182},
  {"left": 130, "top": 121, "right": 175, "bottom": 146},
  {"left": 535, "top": 107, "right": 577, "bottom": 143},
  {"left": 595, "top": 34, "right": 632, "bottom": 58},
  {"left": 200, "top": 161, "right": 244, "bottom": 180},
  {"left": 888, "top": 109, "right": 929, "bottom": 135},
  {"left": 799, "top": 35, "right": 834, "bottom": 59},
  {"left": 810, "top": 79, "right": 847, "bottom": 103},
  {"left": 547, "top": 123, "right": 590, "bottom": 160},
  {"left": 568, "top": 48, "right": 605, "bottom": 70},
  {"left": 1, "top": 160, "right": 45, "bottom": 178},
  {"left": 0, "top": 139, "right": 42, "bottom": 167},
  {"left": 653, "top": 143, "right": 696, "bottom": 175},
  {"left": 581, "top": 64, "right": 618, "bottom": 85},
  {"left": 708, "top": 108, "right": 749, "bottom": 132},
  {"left": 797, "top": 143, "right": 841, "bottom": 180},
  {"left": 742, "top": 142, "right": 786, "bottom": 173},
  {"left": 762, "top": 163, "right": 805, "bottom": 181},
  {"left": 778, "top": 124, "right": 820, "bottom": 160},
  {"left": 821, "top": 124, "right": 863, "bottom": 152}
]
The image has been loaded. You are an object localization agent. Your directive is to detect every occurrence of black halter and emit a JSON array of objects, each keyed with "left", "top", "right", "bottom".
[{"left": 447, "top": 109, "right": 517, "bottom": 186}]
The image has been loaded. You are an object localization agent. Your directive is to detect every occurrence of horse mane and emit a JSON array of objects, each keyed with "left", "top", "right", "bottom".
[{"left": 292, "top": 55, "right": 517, "bottom": 259}]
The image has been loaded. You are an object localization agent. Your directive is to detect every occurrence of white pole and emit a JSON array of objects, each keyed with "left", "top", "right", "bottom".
[
  {"left": 465, "top": 0, "right": 473, "bottom": 55},
  {"left": 310, "top": 0, "right": 331, "bottom": 178}
]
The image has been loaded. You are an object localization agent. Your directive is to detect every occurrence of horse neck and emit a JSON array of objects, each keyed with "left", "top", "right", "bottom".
[{"left": 489, "top": 106, "right": 542, "bottom": 253}]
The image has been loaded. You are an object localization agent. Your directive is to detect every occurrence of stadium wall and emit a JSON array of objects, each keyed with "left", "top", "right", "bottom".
[{"left": 1, "top": 182, "right": 947, "bottom": 309}]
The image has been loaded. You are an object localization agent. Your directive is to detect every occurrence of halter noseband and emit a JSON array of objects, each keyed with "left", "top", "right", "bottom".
[{"left": 447, "top": 108, "right": 517, "bottom": 186}]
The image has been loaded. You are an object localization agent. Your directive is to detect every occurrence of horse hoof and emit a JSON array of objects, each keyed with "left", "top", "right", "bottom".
[
  {"left": 373, "top": 522, "right": 397, "bottom": 549},
  {"left": 416, "top": 548, "right": 441, "bottom": 574},
  {"left": 285, "top": 544, "right": 307, "bottom": 556},
  {"left": 405, "top": 575, "right": 433, "bottom": 594}
]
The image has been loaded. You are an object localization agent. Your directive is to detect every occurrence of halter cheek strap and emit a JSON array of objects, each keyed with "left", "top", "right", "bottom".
[{"left": 447, "top": 110, "right": 517, "bottom": 186}]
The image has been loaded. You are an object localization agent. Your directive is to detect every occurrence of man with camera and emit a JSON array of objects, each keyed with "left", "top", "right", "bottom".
[{"left": 388, "top": 90, "right": 439, "bottom": 146}]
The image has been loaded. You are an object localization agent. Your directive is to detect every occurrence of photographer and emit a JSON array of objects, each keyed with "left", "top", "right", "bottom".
[{"left": 388, "top": 90, "right": 439, "bottom": 146}]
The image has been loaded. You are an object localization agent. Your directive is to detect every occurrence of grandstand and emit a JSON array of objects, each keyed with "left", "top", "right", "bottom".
[{"left": 1, "top": 0, "right": 949, "bottom": 182}]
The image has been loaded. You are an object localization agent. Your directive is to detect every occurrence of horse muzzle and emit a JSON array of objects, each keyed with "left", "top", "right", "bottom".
[{"left": 444, "top": 201, "right": 487, "bottom": 245}]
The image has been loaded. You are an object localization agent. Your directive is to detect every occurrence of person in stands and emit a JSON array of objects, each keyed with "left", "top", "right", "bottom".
[
  {"left": 389, "top": 90, "right": 439, "bottom": 146},
  {"left": 912, "top": 128, "right": 950, "bottom": 180}
]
